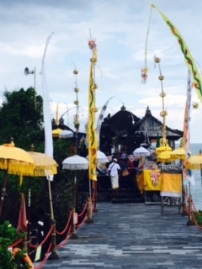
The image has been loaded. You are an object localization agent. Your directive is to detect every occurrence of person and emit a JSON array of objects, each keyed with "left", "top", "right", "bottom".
[{"left": 107, "top": 158, "right": 121, "bottom": 195}]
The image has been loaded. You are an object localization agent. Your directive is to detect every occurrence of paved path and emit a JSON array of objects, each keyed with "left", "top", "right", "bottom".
[{"left": 35, "top": 203, "right": 202, "bottom": 269}]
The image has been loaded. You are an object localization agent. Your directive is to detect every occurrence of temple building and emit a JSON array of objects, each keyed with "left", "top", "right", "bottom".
[{"left": 99, "top": 105, "right": 183, "bottom": 156}]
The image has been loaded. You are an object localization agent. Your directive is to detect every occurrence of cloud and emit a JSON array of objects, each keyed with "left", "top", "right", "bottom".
[{"left": 0, "top": 0, "right": 202, "bottom": 142}]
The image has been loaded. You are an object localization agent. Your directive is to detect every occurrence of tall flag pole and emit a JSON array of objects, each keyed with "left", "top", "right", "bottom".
[
  {"left": 40, "top": 32, "right": 59, "bottom": 260},
  {"left": 88, "top": 39, "right": 98, "bottom": 187}
]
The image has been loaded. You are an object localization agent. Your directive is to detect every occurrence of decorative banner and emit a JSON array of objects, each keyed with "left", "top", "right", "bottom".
[
  {"left": 88, "top": 40, "right": 98, "bottom": 181},
  {"left": 151, "top": 4, "right": 202, "bottom": 103},
  {"left": 40, "top": 32, "right": 54, "bottom": 181},
  {"left": 96, "top": 96, "right": 115, "bottom": 147}
]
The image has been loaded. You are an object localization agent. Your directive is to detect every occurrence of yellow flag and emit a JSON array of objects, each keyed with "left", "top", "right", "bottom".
[{"left": 88, "top": 41, "right": 98, "bottom": 181}]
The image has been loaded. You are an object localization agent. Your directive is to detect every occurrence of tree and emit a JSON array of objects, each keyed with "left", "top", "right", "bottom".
[{"left": 0, "top": 87, "right": 44, "bottom": 149}]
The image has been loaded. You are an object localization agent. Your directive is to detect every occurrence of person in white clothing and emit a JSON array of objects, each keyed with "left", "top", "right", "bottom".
[{"left": 107, "top": 158, "right": 121, "bottom": 194}]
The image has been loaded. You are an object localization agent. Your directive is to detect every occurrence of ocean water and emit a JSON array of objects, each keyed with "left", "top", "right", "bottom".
[{"left": 186, "top": 143, "right": 202, "bottom": 210}]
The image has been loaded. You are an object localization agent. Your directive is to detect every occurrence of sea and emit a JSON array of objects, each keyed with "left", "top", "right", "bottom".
[{"left": 182, "top": 143, "right": 202, "bottom": 210}]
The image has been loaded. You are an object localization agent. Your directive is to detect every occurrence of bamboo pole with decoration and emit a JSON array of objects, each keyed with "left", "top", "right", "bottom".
[
  {"left": 86, "top": 39, "right": 98, "bottom": 223},
  {"left": 70, "top": 67, "right": 80, "bottom": 239}
]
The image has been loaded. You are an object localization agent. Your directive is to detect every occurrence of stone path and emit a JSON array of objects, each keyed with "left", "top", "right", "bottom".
[{"left": 35, "top": 203, "right": 202, "bottom": 269}]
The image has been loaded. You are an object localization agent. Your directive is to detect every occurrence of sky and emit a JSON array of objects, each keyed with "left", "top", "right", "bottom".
[{"left": 1, "top": 0, "right": 202, "bottom": 143}]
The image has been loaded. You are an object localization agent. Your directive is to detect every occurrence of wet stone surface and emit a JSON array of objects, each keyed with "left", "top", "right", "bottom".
[{"left": 34, "top": 203, "right": 202, "bottom": 269}]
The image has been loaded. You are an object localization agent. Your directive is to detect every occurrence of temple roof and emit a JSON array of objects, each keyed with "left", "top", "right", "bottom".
[
  {"left": 105, "top": 106, "right": 140, "bottom": 132},
  {"left": 136, "top": 106, "right": 183, "bottom": 139}
]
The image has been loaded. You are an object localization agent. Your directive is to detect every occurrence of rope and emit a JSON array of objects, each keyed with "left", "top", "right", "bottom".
[
  {"left": 35, "top": 243, "right": 52, "bottom": 269},
  {"left": 56, "top": 211, "right": 73, "bottom": 236},
  {"left": 29, "top": 225, "right": 54, "bottom": 249}
]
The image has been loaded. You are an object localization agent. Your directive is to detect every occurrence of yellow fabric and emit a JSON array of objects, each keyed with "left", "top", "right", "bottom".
[
  {"left": 186, "top": 154, "right": 202, "bottom": 169},
  {"left": 88, "top": 46, "right": 98, "bottom": 181},
  {"left": 27, "top": 151, "right": 58, "bottom": 177},
  {"left": 170, "top": 147, "right": 186, "bottom": 160},
  {"left": 143, "top": 169, "right": 161, "bottom": 191},
  {"left": 0, "top": 144, "right": 34, "bottom": 164},
  {"left": 136, "top": 174, "right": 144, "bottom": 193},
  {"left": 52, "top": 128, "right": 63, "bottom": 138},
  {"left": 161, "top": 173, "right": 182, "bottom": 194}
]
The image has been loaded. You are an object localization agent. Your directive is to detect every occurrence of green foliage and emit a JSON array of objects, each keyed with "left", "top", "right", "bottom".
[
  {"left": 0, "top": 87, "right": 43, "bottom": 148},
  {"left": 0, "top": 87, "right": 88, "bottom": 256},
  {"left": 0, "top": 221, "right": 28, "bottom": 269},
  {"left": 193, "top": 210, "right": 202, "bottom": 225}
]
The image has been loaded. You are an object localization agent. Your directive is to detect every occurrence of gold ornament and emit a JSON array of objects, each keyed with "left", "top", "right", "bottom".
[
  {"left": 160, "top": 92, "right": 166, "bottom": 98},
  {"left": 193, "top": 102, "right": 199, "bottom": 109},
  {"left": 160, "top": 111, "right": 167, "bottom": 117},
  {"left": 154, "top": 57, "right": 161, "bottom": 63},
  {"left": 74, "top": 87, "right": 79, "bottom": 92},
  {"left": 74, "top": 100, "right": 79, "bottom": 105},
  {"left": 73, "top": 69, "right": 78, "bottom": 75},
  {"left": 158, "top": 75, "right": 164, "bottom": 81}
]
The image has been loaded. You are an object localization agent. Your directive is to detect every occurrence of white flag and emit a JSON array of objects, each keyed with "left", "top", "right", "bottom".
[{"left": 40, "top": 32, "right": 54, "bottom": 181}]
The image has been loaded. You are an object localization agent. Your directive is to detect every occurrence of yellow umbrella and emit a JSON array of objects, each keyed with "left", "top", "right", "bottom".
[
  {"left": 26, "top": 151, "right": 58, "bottom": 177},
  {"left": 22, "top": 149, "right": 58, "bottom": 251},
  {"left": 170, "top": 147, "right": 186, "bottom": 160},
  {"left": 52, "top": 128, "right": 63, "bottom": 138},
  {"left": 0, "top": 143, "right": 35, "bottom": 175},
  {"left": 157, "top": 151, "right": 173, "bottom": 163},
  {"left": 186, "top": 154, "right": 202, "bottom": 170},
  {"left": 156, "top": 145, "right": 172, "bottom": 154},
  {"left": 0, "top": 143, "right": 35, "bottom": 215}
]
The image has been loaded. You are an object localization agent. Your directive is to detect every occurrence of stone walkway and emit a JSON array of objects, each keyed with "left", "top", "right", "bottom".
[{"left": 35, "top": 203, "right": 202, "bottom": 269}]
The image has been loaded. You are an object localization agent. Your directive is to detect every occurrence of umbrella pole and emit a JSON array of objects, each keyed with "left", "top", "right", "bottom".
[
  {"left": 70, "top": 171, "right": 78, "bottom": 239},
  {"left": 48, "top": 180, "right": 59, "bottom": 260},
  {"left": 26, "top": 178, "right": 32, "bottom": 251},
  {"left": 0, "top": 170, "right": 9, "bottom": 216}
]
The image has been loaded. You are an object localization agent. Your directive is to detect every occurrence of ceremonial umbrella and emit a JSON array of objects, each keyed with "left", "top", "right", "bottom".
[
  {"left": 59, "top": 130, "right": 74, "bottom": 139},
  {"left": 23, "top": 149, "right": 58, "bottom": 251},
  {"left": 24, "top": 150, "right": 58, "bottom": 221},
  {"left": 0, "top": 143, "right": 35, "bottom": 215},
  {"left": 170, "top": 147, "right": 186, "bottom": 161},
  {"left": 185, "top": 154, "right": 202, "bottom": 170},
  {"left": 62, "top": 155, "right": 88, "bottom": 238},
  {"left": 157, "top": 151, "right": 173, "bottom": 163},
  {"left": 86, "top": 150, "right": 109, "bottom": 164},
  {"left": 52, "top": 128, "right": 63, "bottom": 138},
  {"left": 26, "top": 151, "right": 58, "bottom": 177},
  {"left": 156, "top": 145, "right": 172, "bottom": 154},
  {"left": 133, "top": 146, "right": 150, "bottom": 157}
]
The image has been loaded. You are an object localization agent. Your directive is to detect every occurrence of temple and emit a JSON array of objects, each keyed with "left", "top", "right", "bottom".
[{"left": 99, "top": 105, "right": 183, "bottom": 156}]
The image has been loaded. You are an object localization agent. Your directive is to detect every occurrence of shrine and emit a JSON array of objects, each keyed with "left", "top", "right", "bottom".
[{"left": 99, "top": 105, "right": 183, "bottom": 156}]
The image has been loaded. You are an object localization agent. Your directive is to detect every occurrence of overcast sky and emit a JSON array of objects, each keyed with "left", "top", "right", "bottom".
[{"left": 1, "top": 0, "right": 202, "bottom": 143}]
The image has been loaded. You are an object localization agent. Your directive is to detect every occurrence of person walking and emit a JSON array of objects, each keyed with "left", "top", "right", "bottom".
[{"left": 107, "top": 158, "right": 121, "bottom": 195}]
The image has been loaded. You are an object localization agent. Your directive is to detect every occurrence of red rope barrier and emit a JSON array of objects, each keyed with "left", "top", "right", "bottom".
[
  {"left": 56, "top": 225, "right": 72, "bottom": 249},
  {"left": 30, "top": 225, "right": 54, "bottom": 249},
  {"left": 56, "top": 211, "right": 73, "bottom": 236},
  {"left": 9, "top": 238, "right": 23, "bottom": 248},
  {"left": 77, "top": 201, "right": 88, "bottom": 218},
  {"left": 35, "top": 243, "right": 52, "bottom": 269}
]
